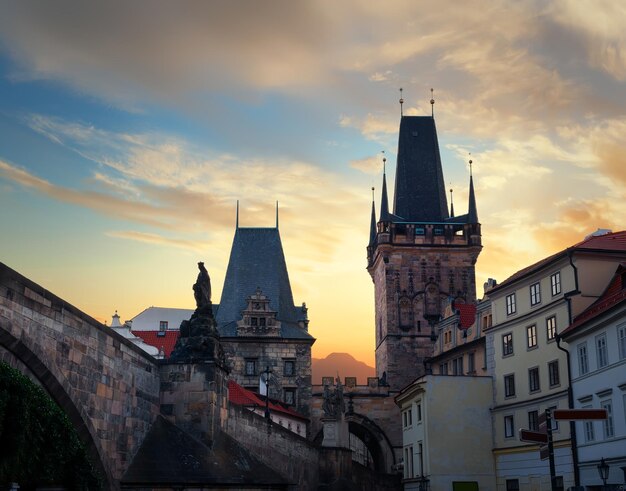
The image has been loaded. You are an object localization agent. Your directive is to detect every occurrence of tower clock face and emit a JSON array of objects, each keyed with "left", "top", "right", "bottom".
[{"left": 254, "top": 303, "right": 261, "bottom": 310}]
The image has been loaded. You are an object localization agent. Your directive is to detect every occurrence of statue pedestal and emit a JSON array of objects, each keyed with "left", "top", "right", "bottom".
[{"left": 321, "top": 416, "right": 349, "bottom": 448}]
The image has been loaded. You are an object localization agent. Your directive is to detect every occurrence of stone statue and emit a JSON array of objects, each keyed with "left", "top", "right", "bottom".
[
  {"left": 322, "top": 378, "right": 345, "bottom": 418},
  {"left": 193, "top": 262, "right": 211, "bottom": 309}
]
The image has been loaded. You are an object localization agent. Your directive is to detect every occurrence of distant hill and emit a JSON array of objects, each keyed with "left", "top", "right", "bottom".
[{"left": 312, "top": 352, "right": 375, "bottom": 385}]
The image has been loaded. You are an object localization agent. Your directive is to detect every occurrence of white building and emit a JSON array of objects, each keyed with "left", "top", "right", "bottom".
[
  {"left": 395, "top": 375, "right": 495, "bottom": 491},
  {"left": 129, "top": 306, "right": 194, "bottom": 332},
  {"left": 107, "top": 311, "right": 163, "bottom": 358},
  {"left": 485, "top": 230, "right": 626, "bottom": 490},
  {"left": 561, "top": 263, "right": 626, "bottom": 488}
]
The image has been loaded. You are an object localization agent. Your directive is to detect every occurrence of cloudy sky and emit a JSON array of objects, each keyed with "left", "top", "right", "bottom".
[{"left": 1, "top": 1, "right": 625, "bottom": 365}]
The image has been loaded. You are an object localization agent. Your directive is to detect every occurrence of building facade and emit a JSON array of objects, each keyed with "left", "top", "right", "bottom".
[
  {"left": 485, "top": 230, "right": 626, "bottom": 490},
  {"left": 561, "top": 263, "right": 626, "bottom": 489},
  {"left": 395, "top": 374, "right": 496, "bottom": 490}
]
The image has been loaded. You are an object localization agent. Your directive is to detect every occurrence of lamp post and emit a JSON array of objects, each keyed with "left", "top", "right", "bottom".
[
  {"left": 597, "top": 457, "right": 609, "bottom": 487},
  {"left": 263, "top": 365, "right": 272, "bottom": 420}
]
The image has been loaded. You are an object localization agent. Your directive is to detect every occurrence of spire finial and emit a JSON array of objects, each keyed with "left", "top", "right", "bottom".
[
  {"left": 371, "top": 186, "right": 375, "bottom": 202},
  {"left": 275, "top": 200, "right": 279, "bottom": 229},
  {"left": 236, "top": 200, "right": 239, "bottom": 229},
  {"left": 430, "top": 88, "right": 435, "bottom": 117},
  {"left": 449, "top": 185, "right": 454, "bottom": 218},
  {"left": 468, "top": 153, "right": 473, "bottom": 177},
  {"left": 399, "top": 88, "right": 404, "bottom": 117},
  {"left": 382, "top": 150, "right": 386, "bottom": 174}
]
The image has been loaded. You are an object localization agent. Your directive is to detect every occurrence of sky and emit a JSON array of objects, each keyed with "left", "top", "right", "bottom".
[{"left": 0, "top": 1, "right": 625, "bottom": 366}]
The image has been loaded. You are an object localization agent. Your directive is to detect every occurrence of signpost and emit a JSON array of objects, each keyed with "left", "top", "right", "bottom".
[{"left": 519, "top": 408, "right": 608, "bottom": 491}]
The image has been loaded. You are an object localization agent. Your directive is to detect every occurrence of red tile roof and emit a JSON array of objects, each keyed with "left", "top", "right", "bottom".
[
  {"left": 133, "top": 330, "right": 180, "bottom": 357},
  {"left": 491, "top": 230, "right": 626, "bottom": 292},
  {"left": 227, "top": 380, "right": 308, "bottom": 421},
  {"left": 561, "top": 264, "right": 626, "bottom": 336}
]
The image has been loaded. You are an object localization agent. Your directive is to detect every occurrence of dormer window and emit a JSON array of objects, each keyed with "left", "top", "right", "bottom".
[
  {"left": 251, "top": 317, "right": 258, "bottom": 326},
  {"left": 259, "top": 317, "right": 266, "bottom": 327},
  {"left": 158, "top": 321, "right": 167, "bottom": 337}
]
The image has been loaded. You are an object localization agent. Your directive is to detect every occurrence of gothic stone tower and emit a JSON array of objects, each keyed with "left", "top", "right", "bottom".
[{"left": 367, "top": 116, "right": 482, "bottom": 391}]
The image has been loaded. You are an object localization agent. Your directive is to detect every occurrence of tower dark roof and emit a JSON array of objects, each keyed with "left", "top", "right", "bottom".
[
  {"left": 393, "top": 116, "right": 449, "bottom": 222},
  {"left": 369, "top": 199, "right": 377, "bottom": 246},
  {"left": 216, "top": 227, "right": 301, "bottom": 327}
]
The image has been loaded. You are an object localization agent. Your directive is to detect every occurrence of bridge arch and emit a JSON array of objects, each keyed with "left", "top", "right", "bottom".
[
  {"left": 0, "top": 324, "right": 112, "bottom": 487},
  {"left": 313, "top": 412, "right": 396, "bottom": 473}
]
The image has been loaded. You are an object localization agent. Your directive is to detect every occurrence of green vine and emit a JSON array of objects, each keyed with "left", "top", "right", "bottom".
[{"left": 0, "top": 361, "right": 101, "bottom": 490}]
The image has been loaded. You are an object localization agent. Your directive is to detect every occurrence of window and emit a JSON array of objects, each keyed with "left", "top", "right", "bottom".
[
  {"left": 404, "top": 446, "right": 414, "bottom": 478},
  {"left": 506, "top": 293, "right": 516, "bottom": 315},
  {"left": 551, "top": 271, "right": 561, "bottom": 296},
  {"left": 528, "top": 410, "right": 539, "bottom": 431},
  {"left": 548, "top": 360, "right": 560, "bottom": 387},
  {"left": 601, "top": 400, "right": 614, "bottom": 438},
  {"left": 259, "top": 317, "right": 266, "bottom": 326},
  {"left": 578, "top": 343, "right": 589, "bottom": 375},
  {"left": 530, "top": 282, "right": 541, "bottom": 306},
  {"left": 468, "top": 352, "right": 476, "bottom": 373},
  {"left": 596, "top": 334, "right": 608, "bottom": 368},
  {"left": 284, "top": 388, "right": 295, "bottom": 406},
  {"left": 527, "top": 325, "right": 538, "bottom": 349},
  {"left": 417, "top": 443, "right": 423, "bottom": 477},
  {"left": 502, "top": 333, "right": 514, "bottom": 356},
  {"left": 245, "top": 359, "right": 257, "bottom": 376},
  {"left": 504, "top": 374, "right": 516, "bottom": 398},
  {"left": 583, "top": 405, "right": 595, "bottom": 442},
  {"left": 546, "top": 316, "right": 557, "bottom": 341},
  {"left": 440, "top": 362, "right": 448, "bottom": 375},
  {"left": 619, "top": 324, "right": 626, "bottom": 360},
  {"left": 416, "top": 403, "right": 422, "bottom": 422},
  {"left": 251, "top": 317, "right": 258, "bottom": 326},
  {"left": 529, "top": 367, "right": 540, "bottom": 393},
  {"left": 444, "top": 330, "right": 452, "bottom": 344},
  {"left": 452, "top": 357, "right": 463, "bottom": 375},
  {"left": 284, "top": 360, "right": 295, "bottom": 376},
  {"left": 403, "top": 409, "right": 413, "bottom": 428},
  {"left": 158, "top": 320, "right": 167, "bottom": 337},
  {"left": 506, "top": 479, "right": 520, "bottom": 491},
  {"left": 504, "top": 415, "right": 515, "bottom": 438}
]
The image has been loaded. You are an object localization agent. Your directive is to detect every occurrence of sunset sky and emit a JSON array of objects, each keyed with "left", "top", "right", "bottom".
[{"left": 1, "top": 1, "right": 625, "bottom": 365}]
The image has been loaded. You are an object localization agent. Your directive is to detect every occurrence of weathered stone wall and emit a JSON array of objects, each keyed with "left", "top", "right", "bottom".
[
  {"left": 159, "top": 361, "right": 229, "bottom": 445},
  {"left": 224, "top": 403, "right": 320, "bottom": 490},
  {"left": 222, "top": 337, "right": 312, "bottom": 416},
  {"left": 0, "top": 262, "right": 161, "bottom": 489}
]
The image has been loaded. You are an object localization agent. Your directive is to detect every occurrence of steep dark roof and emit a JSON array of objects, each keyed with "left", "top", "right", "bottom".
[
  {"left": 122, "top": 416, "right": 288, "bottom": 486},
  {"left": 369, "top": 199, "right": 377, "bottom": 246},
  {"left": 393, "top": 116, "right": 449, "bottom": 222},
  {"left": 216, "top": 227, "right": 301, "bottom": 326},
  {"left": 467, "top": 174, "right": 478, "bottom": 223}
]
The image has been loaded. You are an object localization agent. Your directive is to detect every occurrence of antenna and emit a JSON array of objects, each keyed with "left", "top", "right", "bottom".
[
  {"left": 430, "top": 88, "right": 435, "bottom": 117},
  {"left": 275, "top": 201, "right": 279, "bottom": 229},
  {"left": 236, "top": 200, "right": 239, "bottom": 229},
  {"left": 399, "top": 88, "right": 404, "bottom": 117}
]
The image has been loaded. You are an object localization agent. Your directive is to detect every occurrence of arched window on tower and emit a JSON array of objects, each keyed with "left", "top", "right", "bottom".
[{"left": 399, "top": 298, "right": 412, "bottom": 328}]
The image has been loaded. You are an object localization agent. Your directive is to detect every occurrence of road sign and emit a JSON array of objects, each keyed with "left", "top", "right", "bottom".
[
  {"left": 519, "top": 429, "right": 548, "bottom": 444},
  {"left": 539, "top": 445, "right": 549, "bottom": 461},
  {"left": 538, "top": 412, "right": 547, "bottom": 425},
  {"left": 553, "top": 409, "right": 607, "bottom": 420}
]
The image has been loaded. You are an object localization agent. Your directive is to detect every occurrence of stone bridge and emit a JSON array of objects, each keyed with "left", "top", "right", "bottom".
[{"left": 0, "top": 263, "right": 161, "bottom": 489}]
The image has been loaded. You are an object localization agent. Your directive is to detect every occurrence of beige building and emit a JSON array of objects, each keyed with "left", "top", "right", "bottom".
[
  {"left": 485, "top": 230, "right": 626, "bottom": 490},
  {"left": 395, "top": 375, "right": 495, "bottom": 490}
]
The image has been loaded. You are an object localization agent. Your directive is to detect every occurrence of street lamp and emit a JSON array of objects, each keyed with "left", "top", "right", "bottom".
[{"left": 597, "top": 457, "right": 609, "bottom": 486}]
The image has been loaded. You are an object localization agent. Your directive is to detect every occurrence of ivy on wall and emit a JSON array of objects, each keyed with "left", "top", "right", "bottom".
[{"left": 0, "top": 361, "right": 100, "bottom": 490}]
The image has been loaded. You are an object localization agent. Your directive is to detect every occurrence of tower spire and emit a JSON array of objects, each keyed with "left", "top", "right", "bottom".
[
  {"left": 369, "top": 187, "right": 377, "bottom": 246},
  {"left": 399, "top": 88, "right": 404, "bottom": 117},
  {"left": 236, "top": 200, "right": 239, "bottom": 229},
  {"left": 467, "top": 156, "right": 478, "bottom": 223},
  {"left": 430, "top": 88, "right": 435, "bottom": 118},
  {"left": 380, "top": 155, "right": 390, "bottom": 221}
]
